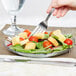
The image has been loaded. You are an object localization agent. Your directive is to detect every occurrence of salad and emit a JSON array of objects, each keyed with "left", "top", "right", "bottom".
[{"left": 8, "top": 29, "right": 73, "bottom": 54}]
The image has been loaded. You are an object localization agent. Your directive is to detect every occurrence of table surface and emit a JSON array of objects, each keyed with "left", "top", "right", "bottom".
[
  {"left": 0, "top": 24, "right": 76, "bottom": 58},
  {"left": 0, "top": 25, "right": 76, "bottom": 76}
]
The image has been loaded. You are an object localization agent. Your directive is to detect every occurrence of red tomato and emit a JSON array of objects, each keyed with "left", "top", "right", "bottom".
[
  {"left": 19, "top": 37, "right": 25, "bottom": 41},
  {"left": 44, "top": 32, "right": 48, "bottom": 34},
  {"left": 7, "top": 43, "right": 12, "bottom": 46},
  {"left": 49, "top": 32, "right": 53, "bottom": 36},
  {"left": 64, "top": 39, "right": 73, "bottom": 45},
  {"left": 24, "top": 29, "right": 31, "bottom": 37},
  {"left": 29, "top": 36, "right": 38, "bottom": 42},
  {"left": 43, "top": 41, "right": 52, "bottom": 48}
]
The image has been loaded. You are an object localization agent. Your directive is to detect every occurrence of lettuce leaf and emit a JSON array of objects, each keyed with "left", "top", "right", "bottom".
[
  {"left": 64, "top": 34, "right": 72, "bottom": 38},
  {"left": 31, "top": 48, "right": 52, "bottom": 54},
  {"left": 10, "top": 44, "right": 52, "bottom": 54},
  {"left": 52, "top": 46, "right": 63, "bottom": 52},
  {"left": 62, "top": 43, "right": 69, "bottom": 49},
  {"left": 11, "top": 44, "right": 23, "bottom": 50},
  {"left": 36, "top": 41, "right": 43, "bottom": 49},
  {"left": 44, "top": 34, "right": 49, "bottom": 39},
  {"left": 51, "top": 34, "right": 59, "bottom": 39},
  {"left": 62, "top": 42, "right": 73, "bottom": 49}
]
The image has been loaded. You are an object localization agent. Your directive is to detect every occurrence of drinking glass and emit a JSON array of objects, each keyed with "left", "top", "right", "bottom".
[{"left": 1, "top": 0, "right": 25, "bottom": 36}]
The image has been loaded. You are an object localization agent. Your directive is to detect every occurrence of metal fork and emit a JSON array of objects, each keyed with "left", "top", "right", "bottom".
[{"left": 29, "top": 8, "right": 55, "bottom": 37}]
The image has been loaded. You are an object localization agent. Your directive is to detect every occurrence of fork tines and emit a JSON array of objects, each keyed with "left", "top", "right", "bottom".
[
  {"left": 29, "top": 8, "right": 55, "bottom": 37},
  {"left": 29, "top": 21, "right": 47, "bottom": 37}
]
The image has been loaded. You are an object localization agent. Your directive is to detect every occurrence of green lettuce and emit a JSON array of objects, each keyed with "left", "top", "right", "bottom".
[
  {"left": 52, "top": 46, "right": 63, "bottom": 52},
  {"left": 36, "top": 41, "right": 43, "bottom": 49},
  {"left": 44, "top": 34, "right": 49, "bottom": 39},
  {"left": 64, "top": 34, "right": 72, "bottom": 38},
  {"left": 11, "top": 44, "right": 52, "bottom": 54}
]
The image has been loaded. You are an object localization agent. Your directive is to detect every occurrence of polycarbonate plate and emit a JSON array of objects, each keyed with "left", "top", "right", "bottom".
[{"left": 4, "top": 40, "right": 73, "bottom": 58}]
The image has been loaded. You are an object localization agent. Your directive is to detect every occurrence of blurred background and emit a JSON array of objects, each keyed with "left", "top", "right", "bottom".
[{"left": 0, "top": 0, "right": 76, "bottom": 28}]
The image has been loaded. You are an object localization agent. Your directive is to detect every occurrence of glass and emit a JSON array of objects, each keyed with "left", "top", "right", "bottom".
[{"left": 1, "top": 0, "right": 25, "bottom": 36}]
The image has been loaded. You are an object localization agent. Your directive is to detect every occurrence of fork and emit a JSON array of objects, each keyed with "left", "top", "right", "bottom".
[
  {"left": 6, "top": 8, "right": 55, "bottom": 41},
  {"left": 29, "top": 8, "right": 55, "bottom": 37}
]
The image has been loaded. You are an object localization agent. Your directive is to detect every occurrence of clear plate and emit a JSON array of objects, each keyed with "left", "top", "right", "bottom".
[{"left": 4, "top": 40, "right": 73, "bottom": 58}]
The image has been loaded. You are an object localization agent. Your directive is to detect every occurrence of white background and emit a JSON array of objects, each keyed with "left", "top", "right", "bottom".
[{"left": 0, "top": 0, "right": 76, "bottom": 28}]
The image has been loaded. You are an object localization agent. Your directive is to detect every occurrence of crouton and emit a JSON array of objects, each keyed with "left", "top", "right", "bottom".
[
  {"left": 18, "top": 32, "right": 27, "bottom": 39},
  {"left": 20, "top": 39, "right": 29, "bottom": 45},
  {"left": 34, "top": 33, "right": 44, "bottom": 39},
  {"left": 24, "top": 42, "right": 36, "bottom": 50},
  {"left": 48, "top": 36, "right": 59, "bottom": 46},
  {"left": 52, "top": 30, "right": 66, "bottom": 43},
  {"left": 12, "top": 36, "right": 20, "bottom": 46}
]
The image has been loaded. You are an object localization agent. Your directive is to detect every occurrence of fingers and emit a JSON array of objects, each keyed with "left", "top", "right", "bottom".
[
  {"left": 61, "top": 7, "right": 69, "bottom": 17},
  {"left": 47, "top": 6, "right": 52, "bottom": 14},
  {"left": 56, "top": 7, "right": 63, "bottom": 18},
  {"left": 47, "top": 0, "right": 71, "bottom": 14},
  {"left": 53, "top": 7, "right": 69, "bottom": 18},
  {"left": 53, "top": 7, "right": 63, "bottom": 18},
  {"left": 47, "top": 0, "right": 57, "bottom": 13},
  {"left": 53, "top": 9, "right": 58, "bottom": 16}
]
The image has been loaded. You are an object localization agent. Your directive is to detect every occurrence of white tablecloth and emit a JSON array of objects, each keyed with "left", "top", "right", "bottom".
[
  {"left": 0, "top": 62, "right": 76, "bottom": 76},
  {"left": 0, "top": 55, "right": 75, "bottom": 76}
]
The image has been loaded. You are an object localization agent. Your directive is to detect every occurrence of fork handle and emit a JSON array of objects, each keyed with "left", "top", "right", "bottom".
[{"left": 45, "top": 8, "right": 55, "bottom": 22}]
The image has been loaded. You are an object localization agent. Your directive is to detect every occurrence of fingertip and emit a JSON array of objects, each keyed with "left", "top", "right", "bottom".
[
  {"left": 61, "top": 7, "right": 69, "bottom": 17},
  {"left": 52, "top": 9, "right": 58, "bottom": 16},
  {"left": 46, "top": 9, "right": 52, "bottom": 14},
  {"left": 61, "top": 14, "right": 64, "bottom": 17},
  {"left": 56, "top": 16, "right": 60, "bottom": 18},
  {"left": 53, "top": 13, "right": 56, "bottom": 16},
  {"left": 61, "top": 11, "right": 66, "bottom": 17},
  {"left": 56, "top": 13, "right": 61, "bottom": 18},
  {"left": 46, "top": 10, "right": 50, "bottom": 14},
  {"left": 46, "top": 6, "right": 52, "bottom": 13}
]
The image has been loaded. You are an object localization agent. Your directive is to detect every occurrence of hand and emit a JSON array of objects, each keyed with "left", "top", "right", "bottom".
[{"left": 47, "top": 0, "right": 76, "bottom": 18}]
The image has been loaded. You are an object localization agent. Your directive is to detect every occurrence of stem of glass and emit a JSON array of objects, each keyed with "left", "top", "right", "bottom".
[
  {"left": 11, "top": 15, "right": 19, "bottom": 36},
  {"left": 3, "top": 15, "right": 24, "bottom": 36},
  {"left": 11, "top": 15, "right": 17, "bottom": 29}
]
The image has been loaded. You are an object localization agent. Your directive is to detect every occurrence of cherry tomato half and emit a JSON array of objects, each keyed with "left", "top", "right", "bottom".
[
  {"left": 29, "top": 36, "right": 38, "bottom": 42},
  {"left": 19, "top": 37, "right": 25, "bottom": 41},
  {"left": 49, "top": 32, "right": 53, "bottom": 36},
  {"left": 64, "top": 38, "right": 73, "bottom": 45},
  {"left": 24, "top": 29, "right": 31, "bottom": 37},
  {"left": 44, "top": 32, "right": 48, "bottom": 34},
  {"left": 43, "top": 41, "right": 52, "bottom": 48}
]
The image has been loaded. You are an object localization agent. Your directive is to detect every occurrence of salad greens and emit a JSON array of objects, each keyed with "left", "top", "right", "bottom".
[
  {"left": 44, "top": 34, "right": 49, "bottom": 39},
  {"left": 36, "top": 41, "right": 43, "bottom": 49},
  {"left": 51, "top": 34, "right": 59, "bottom": 40},
  {"left": 11, "top": 41, "right": 72, "bottom": 54},
  {"left": 11, "top": 44, "right": 52, "bottom": 54},
  {"left": 52, "top": 46, "right": 63, "bottom": 52},
  {"left": 64, "top": 34, "right": 72, "bottom": 38},
  {"left": 10, "top": 32, "right": 73, "bottom": 54}
]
